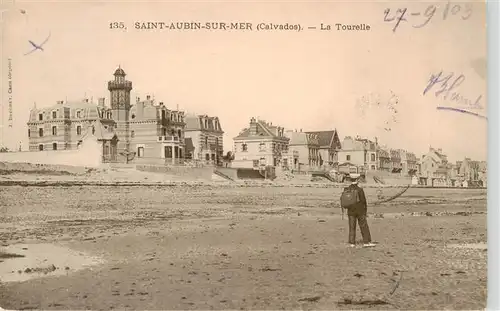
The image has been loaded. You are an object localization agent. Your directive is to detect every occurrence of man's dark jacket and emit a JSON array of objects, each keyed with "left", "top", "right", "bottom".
[{"left": 343, "top": 183, "right": 367, "bottom": 216}]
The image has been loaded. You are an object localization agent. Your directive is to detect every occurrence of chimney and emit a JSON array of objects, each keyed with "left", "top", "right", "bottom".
[
  {"left": 159, "top": 102, "right": 164, "bottom": 106},
  {"left": 137, "top": 97, "right": 140, "bottom": 103},
  {"left": 249, "top": 117, "right": 258, "bottom": 135},
  {"left": 146, "top": 95, "right": 151, "bottom": 100},
  {"left": 98, "top": 98, "right": 105, "bottom": 107}
]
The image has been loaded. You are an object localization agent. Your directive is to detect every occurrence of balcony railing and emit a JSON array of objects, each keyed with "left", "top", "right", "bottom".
[{"left": 157, "top": 136, "right": 180, "bottom": 142}]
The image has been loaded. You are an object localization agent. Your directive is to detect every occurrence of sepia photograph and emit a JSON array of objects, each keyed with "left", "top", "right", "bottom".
[{"left": 0, "top": 0, "right": 488, "bottom": 310}]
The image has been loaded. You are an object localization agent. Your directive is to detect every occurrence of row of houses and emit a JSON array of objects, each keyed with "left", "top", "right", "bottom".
[
  {"left": 231, "top": 117, "right": 487, "bottom": 186},
  {"left": 22, "top": 67, "right": 486, "bottom": 186}
]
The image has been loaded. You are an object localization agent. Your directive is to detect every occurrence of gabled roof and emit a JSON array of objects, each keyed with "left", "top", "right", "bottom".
[
  {"left": 234, "top": 119, "right": 288, "bottom": 141},
  {"left": 305, "top": 130, "right": 336, "bottom": 148},
  {"left": 377, "top": 148, "right": 390, "bottom": 158},
  {"left": 185, "top": 114, "right": 223, "bottom": 132},
  {"left": 286, "top": 131, "right": 319, "bottom": 146}
]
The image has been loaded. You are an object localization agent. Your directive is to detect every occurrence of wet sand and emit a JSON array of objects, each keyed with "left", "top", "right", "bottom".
[{"left": 0, "top": 185, "right": 487, "bottom": 310}]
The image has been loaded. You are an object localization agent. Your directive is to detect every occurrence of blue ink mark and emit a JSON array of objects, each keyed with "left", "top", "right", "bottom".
[
  {"left": 383, "top": 8, "right": 408, "bottom": 32},
  {"left": 423, "top": 71, "right": 464, "bottom": 100},
  {"left": 424, "top": 71, "right": 483, "bottom": 110},
  {"left": 436, "top": 107, "right": 487, "bottom": 120},
  {"left": 385, "top": 2, "right": 473, "bottom": 32},
  {"left": 413, "top": 5, "right": 437, "bottom": 28},
  {"left": 24, "top": 31, "right": 50, "bottom": 56}
]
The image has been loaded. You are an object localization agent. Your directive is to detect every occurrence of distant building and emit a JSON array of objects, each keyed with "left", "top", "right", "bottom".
[
  {"left": 285, "top": 129, "right": 320, "bottom": 172},
  {"left": 420, "top": 147, "right": 453, "bottom": 186},
  {"left": 232, "top": 117, "right": 289, "bottom": 169},
  {"left": 337, "top": 136, "right": 378, "bottom": 171},
  {"left": 27, "top": 67, "right": 187, "bottom": 164},
  {"left": 377, "top": 147, "right": 391, "bottom": 172},
  {"left": 458, "top": 157, "right": 486, "bottom": 185},
  {"left": 305, "top": 130, "right": 342, "bottom": 167},
  {"left": 184, "top": 114, "right": 224, "bottom": 165},
  {"left": 478, "top": 161, "right": 487, "bottom": 185},
  {"left": 27, "top": 98, "right": 116, "bottom": 152}
]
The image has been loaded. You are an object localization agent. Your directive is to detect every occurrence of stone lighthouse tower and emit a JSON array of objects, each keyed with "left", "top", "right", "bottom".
[{"left": 108, "top": 66, "right": 133, "bottom": 161}]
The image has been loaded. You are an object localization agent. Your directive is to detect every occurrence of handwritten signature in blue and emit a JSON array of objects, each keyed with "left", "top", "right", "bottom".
[
  {"left": 424, "top": 71, "right": 486, "bottom": 119},
  {"left": 384, "top": 2, "right": 473, "bottom": 32}
]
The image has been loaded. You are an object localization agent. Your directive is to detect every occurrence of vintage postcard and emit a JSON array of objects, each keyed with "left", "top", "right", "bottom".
[{"left": 0, "top": 0, "right": 488, "bottom": 310}]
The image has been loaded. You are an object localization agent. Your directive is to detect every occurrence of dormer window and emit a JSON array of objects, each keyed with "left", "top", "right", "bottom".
[
  {"left": 52, "top": 111, "right": 57, "bottom": 119},
  {"left": 242, "top": 143, "right": 248, "bottom": 152},
  {"left": 76, "top": 111, "right": 81, "bottom": 118},
  {"left": 38, "top": 113, "right": 43, "bottom": 121}
]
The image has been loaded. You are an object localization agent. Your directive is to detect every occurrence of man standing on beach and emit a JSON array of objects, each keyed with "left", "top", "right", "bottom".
[{"left": 341, "top": 174, "right": 376, "bottom": 248}]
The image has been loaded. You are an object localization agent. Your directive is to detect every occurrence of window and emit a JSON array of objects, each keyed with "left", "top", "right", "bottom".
[
  {"left": 205, "top": 137, "right": 208, "bottom": 148},
  {"left": 76, "top": 111, "right": 81, "bottom": 118},
  {"left": 253, "top": 160, "right": 259, "bottom": 168},
  {"left": 92, "top": 126, "right": 95, "bottom": 135},
  {"left": 177, "top": 130, "right": 181, "bottom": 138},
  {"left": 52, "top": 143, "right": 57, "bottom": 150},
  {"left": 242, "top": 143, "right": 248, "bottom": 152},
  {"left": 28, "top": 129, "right": 30, "bottom": 138},
  {"left": 162, "top": 128, "right": 167, "bottom": 136},
  {"left": 52, "top": 126, "right": 57, "bottom": 136},
  {"left": 211, "top": 154, "right": 215, "bottom": 161},
  {"left": 131, "top": 114, "right": 136, "bottom": 119},
  {"left": 371, "top": 154, "right": 375, "bottom": 162},
  {"left": 52, "top": 111, "right": 57, "bottom": 119},
  {"left": 38, "top": 144, "right": 43, "bottom": 151},
  {"left": 205, "top": 154, "right": 210, "bottom": 161},
  {"left": 39, "top": 128, "right": 44, "bottom": 137},
  {"left": 38, "top": 114, "right": 43, "bottom": 121},
  {"left": 371, "top": 165, "right": 375, "bottom": 170},
  {"left": 346, "top": 155, "right": 351, "bottom": 161},
  {"left": 76, "top": 126, "right": 81, "bottom": 135},
  {"left": 259, "top": 142, "right": 266, "bottom": 151},
  {"left": 137, "top": 146, "right": 144, "bottom": 157},
  {"left": 131, "top": 130, "right": 135, "bottom": 138}
]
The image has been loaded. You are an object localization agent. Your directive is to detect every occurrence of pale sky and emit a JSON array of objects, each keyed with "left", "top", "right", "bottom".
[{"left": 0, "top": 0, "right": 487, "bottom": 161}]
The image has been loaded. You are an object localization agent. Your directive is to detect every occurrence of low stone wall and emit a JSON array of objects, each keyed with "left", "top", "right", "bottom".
[
  {"left": 364, "top": 171, "right": 412, "bottom": 185},
  {"left": 0, "top": 162, "right": 94, "bottom": 175},
  {"left": 135, "top": 164, "right": 214, "bottom": 180},
  {"left": 216, "top": 167, "right": 239, "bottom": 180},
  {"left": 0, "top": 139, "right": 102, "bottom": 168}
]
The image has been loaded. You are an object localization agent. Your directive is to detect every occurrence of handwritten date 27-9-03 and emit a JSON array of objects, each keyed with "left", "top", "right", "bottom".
[{"left": 384, "top": 2, "right": 473, "bottom": 32}]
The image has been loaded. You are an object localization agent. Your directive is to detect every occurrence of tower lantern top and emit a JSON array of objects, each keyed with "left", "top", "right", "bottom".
[{"left": 114, "top": 66, "right": 126, "bottom": 76}]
